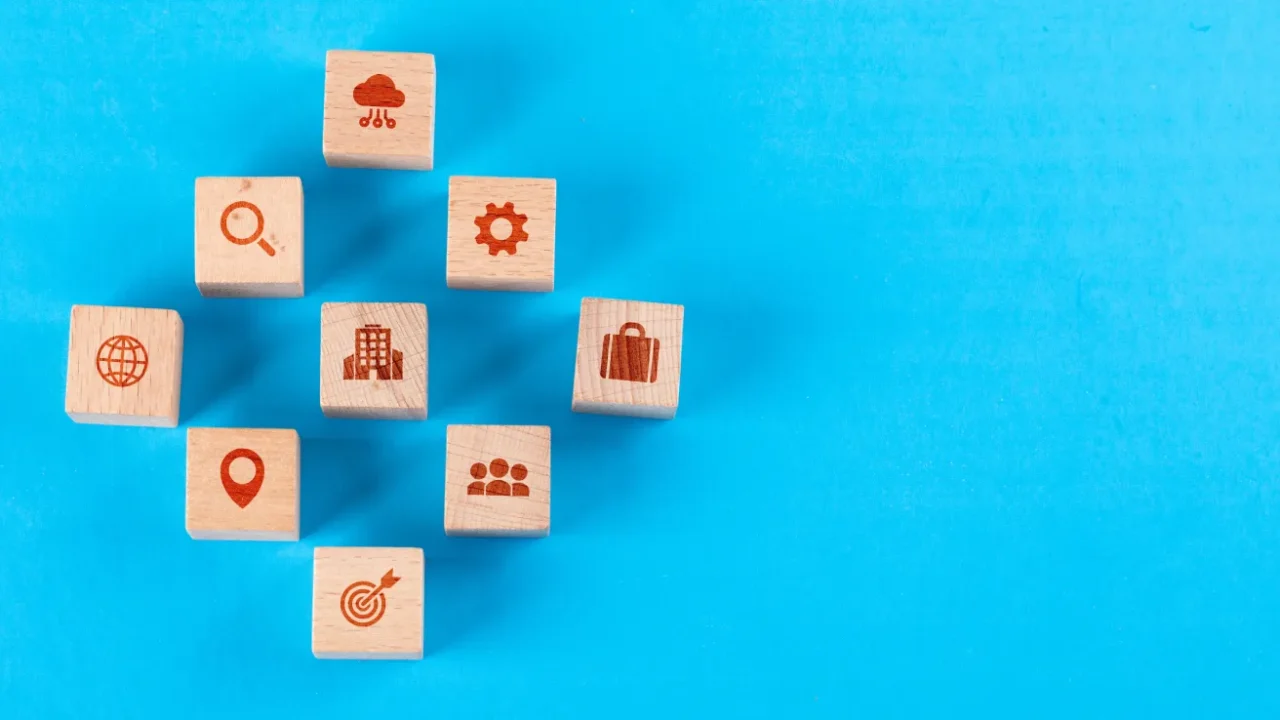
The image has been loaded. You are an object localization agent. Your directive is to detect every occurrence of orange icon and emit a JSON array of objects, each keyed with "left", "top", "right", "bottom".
[
  {"left": 340, "top": 569, "right": 401, "bottom": 627},
  {"left": 343, "top": 324, "right": 404, "bottom": 380},
  {"left": 96, "top": 335, "right": 149, "bottom": 388},
  {"left": 474, "top": 202, "right": 529, "bottom": 256},
  {"left": 220, "top": 200, "right": 276, "bottom": 256},
  {"left": 353, "top": 74, "right": 404, "bottom": 129},
  {"left": 467, "top": 458, "right": 530, "bottom": 497},
  {"left": 600, "top": 322, "right": 659, "bottom": 384},
  {"left": 220, "top": 448, "right": 264, "bottom": 508}
]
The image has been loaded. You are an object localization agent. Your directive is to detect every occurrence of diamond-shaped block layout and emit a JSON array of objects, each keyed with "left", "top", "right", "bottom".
[
  {"left": 313, "top": 547, "right": 424, "bottom": 660},
  {"left": 65, "top": 305, "right": 183, "bottom": 427},
  {"left": 572, "top": 297, "right": 684, "bottom": 419},
  {"left": 446, "top": 176, "right": 556, "bottom": 292},
  {"left": 323, "top": 50, "right": 436, "bottom": 170},
  {"left": 195, "top": 177, "right": 304, "bottom": 297},
  {"left": 320, "top": 302, "right": 428, "bottom": 420},
  {"left": 186, "top": 428, "right": 299, "bottom": 541},
  {"left": 445, "top": 425, "right": 551, "bottom": 537}
]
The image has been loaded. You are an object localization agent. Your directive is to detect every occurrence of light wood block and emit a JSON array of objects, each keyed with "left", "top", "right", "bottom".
[
  {"left": 323, "top": 50, "right": 436, "bottom": 170},
  {"left": 445, "top": 425, "right": 551, "bottom": 537},
  {"left": 320, "top": 302, "right": 427, "bottom": 420},
  {"left": 186, "top": 428, "right": 299, "bottom": 541},
  {"left": 65, "top": 305, "right": 183, "bottom": 427},
  {"left": 313, "top": 547, "right": 424, "bottom": 660},
  {"left": 446, "top": 176, "right": 556, "bottom": 292},
  {"left": 195, "top": 177, "right": 304, "bottom": 297},
  {"left": 572, "top": 298, "right": 684, "bottom": 419}
]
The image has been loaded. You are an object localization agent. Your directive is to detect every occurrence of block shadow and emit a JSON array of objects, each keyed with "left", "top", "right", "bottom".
[
  {"left": 300, "top": 437, "right": 386, "bottom": 538},
  {"left": 110, "top": 281, "right": 273, "bottom": 425},
  {"left": 427, "top": 295, "right": 574, "bottom": 418}
]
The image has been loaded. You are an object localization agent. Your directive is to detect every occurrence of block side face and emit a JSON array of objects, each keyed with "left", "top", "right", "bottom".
[
  {"left": 67, "top": 411, "right": 180, "bottom": 427},
  {"left": 572, "top": 298, "right": 683, "bottom": 417},
  {"left": 446, "top": 176, "right": 556, "bottom": 292},
  {"left": 445, "top": 525, "right": 549, "bottom": 538},
  {"left": 312, "top": 547, "right": 424, "bottom": 659},
  {"left": 322, "top": 152, "right": 433, "bottom": 171},
  {"left": 169, "top": 313, "right": 184, "bottom": 424},
  {"left": 186, "top": 428, "right": 300, "bottom": 540},
  {"left": 445, "top": 274, "right": 554, "bottom": 293},
  {"left": 571, "top": 398, "right": 678, "bottom": 419},
  {"left": 320, "top": 405, "right": 427, "bottom": 420},
  {"left": 320, "top": 303, "right": 428, "bottom": 419},
  {"left": 196, "top": 281, "right": 305, "bottom": 298},
  {"left": 187, "top": 528, "right": 299, "bottom": 541},
  {"left": 444, "top": 425, "right": 551, "bottom": 536},
  {"left": 194, "top": 177, "right": 304, "bottom": 295},
  {"left": 323, "top": 51, "right": 435, "bottom": 170},
  {"left": 65, "top": 305, "right": 183, "bottom": 426}
]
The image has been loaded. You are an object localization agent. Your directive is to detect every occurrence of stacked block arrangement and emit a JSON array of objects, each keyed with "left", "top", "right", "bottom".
[{"left": 62, "top": 47, "right": 685, "bottom": 660}]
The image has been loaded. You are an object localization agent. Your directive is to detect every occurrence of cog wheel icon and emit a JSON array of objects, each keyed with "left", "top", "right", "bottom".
[{"left": 474, "top": 202, "right": 530, "bottom": 256}]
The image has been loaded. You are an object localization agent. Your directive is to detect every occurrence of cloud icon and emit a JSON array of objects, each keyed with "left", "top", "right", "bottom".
[{"left": 353, "top": 74, "right": 405, "bottom": 108}]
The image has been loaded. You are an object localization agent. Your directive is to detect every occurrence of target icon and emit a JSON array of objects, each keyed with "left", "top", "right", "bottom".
[{"left": 340, "top": 569, "right": 401, "bottom": 627}]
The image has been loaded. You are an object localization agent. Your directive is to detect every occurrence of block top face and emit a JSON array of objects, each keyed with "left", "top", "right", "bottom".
[
  {"left": 323, "top": 50, "right": 436, "bottom": 169},
  {"left": 320, "top": 302, "right": 427, "bottom": 419},
  {"left": 445, "top": 425, "right": 551, "bottom": 537},
  {"left": 446, "top": 176, "right": 556, "bottom": 292},
  {"left": 313, "top": 547, "right": 424, "bottom": 660},
  {"left": 185, "top": 428, "right": 299, "bottom": 541},
  {"left": 65, "top": 305, "right": 183, "bottom": 426},
  {"left": 195, "top": 177, "right": 303, "bottom": 297},
  {"left": 573, "top": 298, "right": 684, "bottom": 416}
]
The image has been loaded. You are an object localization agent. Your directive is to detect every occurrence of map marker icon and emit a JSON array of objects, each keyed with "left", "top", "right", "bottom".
[{"left": 220, "top": 448, "right": 265, "bottom": 508}]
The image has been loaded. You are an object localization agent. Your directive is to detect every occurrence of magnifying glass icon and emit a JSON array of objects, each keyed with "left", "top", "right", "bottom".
[{"left": 220, "top": 200, "right": 276, "bottom": 257}]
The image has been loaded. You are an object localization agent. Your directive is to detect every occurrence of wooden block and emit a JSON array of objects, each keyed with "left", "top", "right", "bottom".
[
  {"left": 185, "top": 428, "right": 299, "bottom": 541},
  {"left": 194, "top": 177, "right": 304, "bottom": 297},
  {"left": 320, "top": 302, "right": 427, "bottom": 419},
  {"left": 444, "top": 425, "right": 551, "bottom": 537},
  {"left": 572, "top": 298, "right": 684, "bottom": 419},
  {"left": 312, "top": 547, "right": 424, "bottom": 660},
  {"left": 323, "top": 50, "right": 436, "bottom": 170},
  {"left": 446, "top": 176, "right": 556, "bottom": 292},
  {"left": 65, "top": 305, "right": 183, "bottom": 427}
]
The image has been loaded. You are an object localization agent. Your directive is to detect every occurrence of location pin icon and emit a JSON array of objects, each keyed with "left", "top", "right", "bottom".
[{"left": 220, "top": 448, "right": 265, "bottom": 508}]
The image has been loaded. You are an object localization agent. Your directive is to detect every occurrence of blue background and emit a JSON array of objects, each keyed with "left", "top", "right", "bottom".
[{"left": 1, "top": 1, "right": 1277, "bottom": 716}]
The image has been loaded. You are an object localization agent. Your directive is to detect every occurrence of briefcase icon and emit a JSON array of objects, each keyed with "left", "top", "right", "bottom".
[{"left": 600, "top": 322, "right": 659, "bottom": 384}]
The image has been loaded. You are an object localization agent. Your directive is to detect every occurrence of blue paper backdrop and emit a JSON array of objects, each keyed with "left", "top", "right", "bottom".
[{"left": 1, "top": 1, "right": 1277, "bottom": 717}]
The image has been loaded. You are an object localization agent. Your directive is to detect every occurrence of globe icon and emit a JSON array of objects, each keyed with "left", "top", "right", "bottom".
[{"left": 96, "top": 335, "right": 149, "bottom": 388}]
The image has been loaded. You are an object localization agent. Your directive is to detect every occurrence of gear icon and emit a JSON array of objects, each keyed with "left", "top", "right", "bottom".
[{"left": 474, "top": 202, "right": 529, "bottom": 256}]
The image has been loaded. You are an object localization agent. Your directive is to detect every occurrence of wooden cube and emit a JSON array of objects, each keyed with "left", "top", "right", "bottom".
[
  {"left": 65, "top": 305, "right": 183, "bottom": 427},
  {"left": 194, "top": 177, "right": 304, "bottom": 297},
  {"left": 323, "top": 50, "right": 436, "bottom": 170},
  {"left": 444, "top": 425, "right": 551, "bottom": 537},
  {"left": 186, "top": 428, "right": 299, "bottom": 541},
  {"left": 572, "top": 298, "right": 684, "bottom": 419},
  {"left": 446, "top": 176, "right": 556, "bottom": 292},
  {"left": 320, "top": 302, "right": 427, "bottom": 419},
  {"left": 312, "top": 547, "right": 424, "bottom": 660}
]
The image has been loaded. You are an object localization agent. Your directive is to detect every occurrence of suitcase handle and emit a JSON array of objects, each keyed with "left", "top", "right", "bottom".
[{"left": 619, "top": 322, "right": 646, "bottom": 337}]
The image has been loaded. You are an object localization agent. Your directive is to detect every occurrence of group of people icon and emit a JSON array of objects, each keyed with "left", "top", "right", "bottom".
[{"left": 467, "top": 458, "right": 530, "bottom": 497}]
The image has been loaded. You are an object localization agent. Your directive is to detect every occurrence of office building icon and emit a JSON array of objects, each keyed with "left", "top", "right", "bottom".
[{"left": 343, "top": 324, "right": 404, "bottom": 380}]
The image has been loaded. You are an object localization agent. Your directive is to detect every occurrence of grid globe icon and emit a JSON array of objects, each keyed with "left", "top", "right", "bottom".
[{"left": 95, "top": 335, "right": 149, "bottom": 388}]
